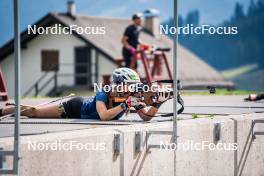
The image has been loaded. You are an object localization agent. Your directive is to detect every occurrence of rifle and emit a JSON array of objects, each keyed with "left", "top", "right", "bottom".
[{"left": 107, "top": 80, "right": 185, "bottom": 115}]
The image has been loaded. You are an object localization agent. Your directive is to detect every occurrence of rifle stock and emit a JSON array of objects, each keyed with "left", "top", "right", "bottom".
[{"left": 108, "top": 90, "right": 175, "bottom": 108}]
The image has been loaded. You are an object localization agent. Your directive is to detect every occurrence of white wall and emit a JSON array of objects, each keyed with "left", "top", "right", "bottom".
[
  {"left": 0, "top": 27, "right": 86, "bottom": 97},
  {"left": 97, "top": 53, "right": 116, "bottom": 83},
  {"left": 1, "top": 113, "right": 264, "bottom": 176}
]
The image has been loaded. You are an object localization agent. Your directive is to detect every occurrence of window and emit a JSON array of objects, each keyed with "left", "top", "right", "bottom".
[{"left": 41, "top": 50, "right": 59, "bottom": 71}]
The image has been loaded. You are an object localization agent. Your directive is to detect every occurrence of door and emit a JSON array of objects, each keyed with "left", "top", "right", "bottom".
[{"left": 75, "top": 46, "right": 91, "bottom": 86}]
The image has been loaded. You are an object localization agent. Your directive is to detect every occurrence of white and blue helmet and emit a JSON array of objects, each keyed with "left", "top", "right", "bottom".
[{"left": 112, "top": 68, "right": 140, "bottom": 84}]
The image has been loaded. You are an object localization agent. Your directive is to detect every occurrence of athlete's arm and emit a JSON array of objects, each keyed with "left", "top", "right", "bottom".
[
  {"left": 137, "top": 92, "right": 170, "bottom": 121},
  {"left": 137, "top": 107, "right": 158, "bottom": 121},
  {"left": 96, "top": 101, "right": 124, "bottom": 121}
]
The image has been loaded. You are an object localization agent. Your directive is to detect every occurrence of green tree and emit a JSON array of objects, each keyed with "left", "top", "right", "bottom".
[{"left": 233, "top": 2, "right": 245, "bottom": 21}]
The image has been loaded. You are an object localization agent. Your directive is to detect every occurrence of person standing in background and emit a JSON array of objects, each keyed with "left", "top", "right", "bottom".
[{"left": 121, "top": 13, "right": 143, "bottom": 68}]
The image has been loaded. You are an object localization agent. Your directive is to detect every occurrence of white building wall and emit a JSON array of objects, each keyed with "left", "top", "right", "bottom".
[
  {"left": 97, "top": 53, "right": 116, "bottom": 83},
  {"left": 0, "top": 29, "right": 86, "bottom": 97}
]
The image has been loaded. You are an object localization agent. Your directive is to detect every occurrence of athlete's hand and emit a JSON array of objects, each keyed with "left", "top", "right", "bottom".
[
  {"left": 126, "top": 96, "right": 146, "bottom": 112},
  {"left": 134, "top": 103, "right": 146, "bottom": 111},
  {"left": 153, "top": 91, "right": 170, "bottom": 109},
  {"left": 125, "top": 96, "right": 140, "bottom": 108},
  {"left": 157, "top": 91, "right": 170, "bottom": 103}
]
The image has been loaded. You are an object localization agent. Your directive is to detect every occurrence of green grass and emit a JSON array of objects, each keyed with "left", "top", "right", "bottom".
[
  {"left": 221, "top": 64, "right": 258, "bottom": 79},
  {"left": 192, "top": 114, "right": 215, "bottom": 119}
]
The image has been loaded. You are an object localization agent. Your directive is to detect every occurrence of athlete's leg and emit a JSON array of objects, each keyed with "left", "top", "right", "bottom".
[
  {"left": 1, "top": 104, "right": 62, "bottom": 118},
  {"left": 1, "top": 105, "right": 31, "bottom": 116},
  {"left": 23, "top": 104, "right": 62, "bottom": 118},
  {"left": 1, "top": 97, "right": 83, "bottom": 118}
]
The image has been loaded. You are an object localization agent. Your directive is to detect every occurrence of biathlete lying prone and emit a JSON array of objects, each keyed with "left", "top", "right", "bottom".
[{"left": 0, "top": 68, "right": 169, "bottom": 121}]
